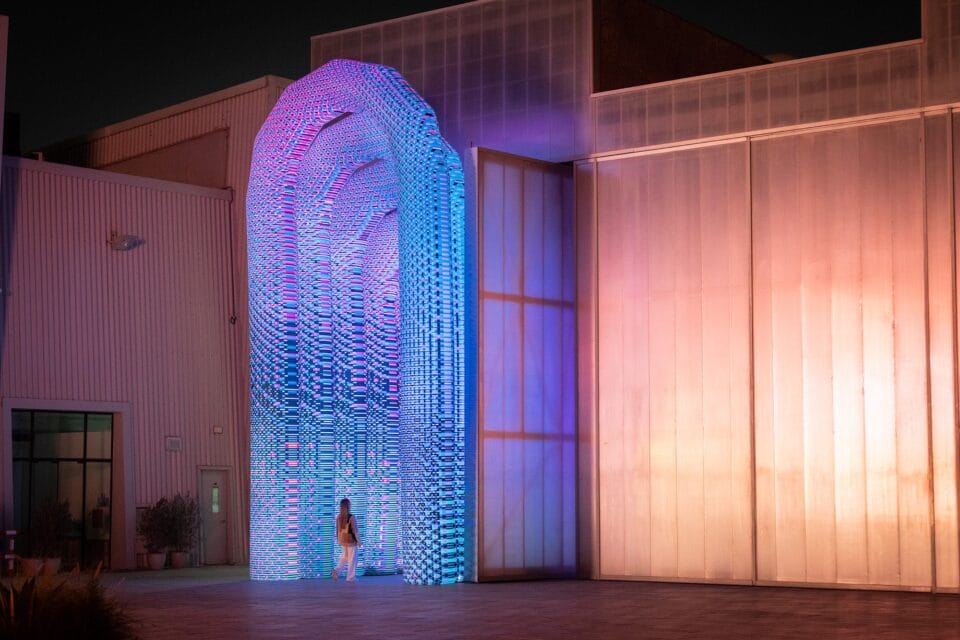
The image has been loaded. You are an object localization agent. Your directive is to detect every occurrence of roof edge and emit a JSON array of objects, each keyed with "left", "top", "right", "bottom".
[
  {"left": 3, "top": 156, "right": 234, "bottom": 200},
  {"left": 39, "top": 75, "right": 293, "bottom": 153},
  {"left": 590, "top": 37, "right": 923, "bottom": 99}
]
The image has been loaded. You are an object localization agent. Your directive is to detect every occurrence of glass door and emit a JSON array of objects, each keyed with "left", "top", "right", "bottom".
[{"left": 12, "top": 410, "right": 113, "bottom": 569}]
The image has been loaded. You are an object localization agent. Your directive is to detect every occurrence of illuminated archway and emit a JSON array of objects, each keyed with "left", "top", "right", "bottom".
[{"left": 246, "top": 60, "right": 465, "bottom": 585}]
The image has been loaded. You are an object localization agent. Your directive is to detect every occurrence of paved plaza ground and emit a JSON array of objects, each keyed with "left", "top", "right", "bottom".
[{"left": 105, "top": 567, "right": 960, "bottom": 639}]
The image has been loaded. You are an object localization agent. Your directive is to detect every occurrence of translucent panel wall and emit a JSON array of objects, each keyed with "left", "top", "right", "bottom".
[
  {"left": 930, "top": 113, "right": 960, "bottom": 590},
  {"left": 589, "top": 144, "right": 754, "bottom": 583},
  {"left": 924, "top": 0, "right": 960, "bottom": 103},
  {"left": 473, "top": 149, "right": 576, "bottom": 579},
  {"left": 247, "top": 60, "right": 466, "bottom": 584},
  {"left": 752, "top": 120, "right": 932, "bottom": 589},
  {"left": 594, "top": 43, "right": 922, "bottom": 154},
  {"left": 311, "top": 0, "right": 593, "bottom": 163},
  {"left": 581, "top": 112, "right": 960, "bottom": 592}
]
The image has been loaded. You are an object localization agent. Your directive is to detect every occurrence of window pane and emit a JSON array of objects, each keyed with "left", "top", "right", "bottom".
[
  {"left": 86, "top": 414, "right": 112, "bottom": 459},
  {"left": 33, "top": 412, "right": 84, "bottom": 458},
  {"left": 15, "top": 410, "right": 115, "bottom": 569},
  {"left": 28, "top": 461, "right": 58, "bottom": 558},
  {"left": 31, "top": 461, "right": 58, "bottom": 511},
  {"left": 12, "top": 461, "right": 29, "bottom": 532},
  {"left": 59, "top": 461, "right": 83, "bottom": 525},
  {"left": 85, "top": 462, "right": 111, "bottom": 569},
  {"left": 12, "top": 411, "right": 30, "bottom": 458},
  {"left": 59, "top": 462, "right": 83, "bottom": 567}
]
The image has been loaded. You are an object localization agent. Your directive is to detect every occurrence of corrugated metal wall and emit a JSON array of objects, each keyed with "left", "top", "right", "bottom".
[
  {"left": 100, "top": 130, "right": 230, "bottom": 189},
  {"left": 40, "top": 77, "right": 290, "bottom": 563},
  {"left": 0, "top": 158, "right": 241, "bottom": 563},
  {"left": 474, "top": 149, "right": 576, "bottom": 580}
]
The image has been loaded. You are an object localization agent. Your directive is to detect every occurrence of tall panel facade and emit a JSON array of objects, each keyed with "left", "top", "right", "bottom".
[
  {"left": 752, "top": 120, "right": 932, "bottom": 588},
  {"left": 473, "top": 149, "right": 576, "bottom": 579},
  {"left": 593, "top": 144, "right": 754, "bottom": 582},
  {"left": 579, "top": 0, "right": 960, "bottom": 593}
]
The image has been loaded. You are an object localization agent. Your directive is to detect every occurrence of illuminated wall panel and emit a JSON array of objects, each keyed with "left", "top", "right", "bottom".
[
  {"left": 584, "top": 115, "right": 960, "bottom": 592},
  {"left": 574, "top": 161, "right": 599, "bottom": 579},
  {"left": 931, "top": 113, "right": 960, "bottom": 591},
  {"left": 474, "top": 149, "right": 576, "bottom": 580},
  {"left": 247, "top": 59, "right": 465, "bottom": 584},
  {"left": 752, "top": 120, "right": 932, "bottom": 588},
  {"left": 593, "top": 143, "right": 754, "bottom": 583},
  {"left": 311, "top": 0, "right": 594, "bottom": 163}
]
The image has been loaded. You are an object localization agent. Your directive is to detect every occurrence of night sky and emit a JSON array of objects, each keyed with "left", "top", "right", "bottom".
[{"left": 3, "top": 1, "right": 920, "bottom": 151}]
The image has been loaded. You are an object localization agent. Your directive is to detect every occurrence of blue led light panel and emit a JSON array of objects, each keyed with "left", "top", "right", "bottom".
[{"left": 247, "top": 59, "right": 466, "bottom": 584}]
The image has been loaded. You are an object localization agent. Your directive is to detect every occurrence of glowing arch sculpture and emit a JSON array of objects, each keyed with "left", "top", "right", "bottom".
[{"left": 247, "top": 59, "right": 465, "bottom": 585}]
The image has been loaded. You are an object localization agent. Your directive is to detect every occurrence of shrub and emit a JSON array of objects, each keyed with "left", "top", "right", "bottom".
[
  {"left": 0, "top": 567, "right": 138, "bottom": 639},
  {"left": 167, "top": 493, "right": 200, "bottom": 553},
  {"left": 136, "top": 498, "right": 170, "bottom": 554}
]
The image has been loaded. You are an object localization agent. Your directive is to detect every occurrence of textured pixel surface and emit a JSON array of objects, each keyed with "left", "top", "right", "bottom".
[{"left": 247, "top": 59, "right": 465, "bottom": 584}]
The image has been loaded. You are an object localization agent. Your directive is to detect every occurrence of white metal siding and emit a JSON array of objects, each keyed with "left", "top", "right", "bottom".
[
  {"left": 41, "top": 78, "right": 290, "bottom": 563},
  {"left": 0, "top": 158, "right": 243, "bottom": 562}
]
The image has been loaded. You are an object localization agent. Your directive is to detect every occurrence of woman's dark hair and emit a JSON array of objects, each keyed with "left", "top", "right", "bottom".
[{"left": 339, "top": 498, "right": 350, "bottom": 509}]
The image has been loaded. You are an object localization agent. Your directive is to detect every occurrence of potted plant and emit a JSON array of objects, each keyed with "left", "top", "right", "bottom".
[
  {"left": 137, "top": 498, "right": 170, "bottom": 569},
  {"left": 18, "top": 556, "right": 43, "bottom": 577},
  {"left": 29, "top": 498, "right": 71, "bottom": 576},
  {"left": 167, "top": 493, "right": 199, "bottom": 569}
]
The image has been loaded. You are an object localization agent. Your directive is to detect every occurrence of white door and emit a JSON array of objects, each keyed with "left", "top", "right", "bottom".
[{"left": 199, "top": 469, "right": 229, "bottom": 564}]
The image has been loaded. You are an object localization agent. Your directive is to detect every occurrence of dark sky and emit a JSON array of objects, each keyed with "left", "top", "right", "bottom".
[
  {"left": 653, "top": 0, "right": 920, "bottom": 60},
  {"left": 3, "top": 1, "right": 921, "bottom": 151}
]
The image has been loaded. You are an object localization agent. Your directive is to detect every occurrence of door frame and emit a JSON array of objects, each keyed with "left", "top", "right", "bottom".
[
  {"left": 197, "top": 465, "right": 231, "bottom": 565},
  {"left": 0, "top": 397, "right": 136, "bottom": 570}
]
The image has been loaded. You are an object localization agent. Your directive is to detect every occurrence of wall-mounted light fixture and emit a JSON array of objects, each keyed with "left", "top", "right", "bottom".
[{"left": 107, "top": 230, "right": 144, "bottom": 251}]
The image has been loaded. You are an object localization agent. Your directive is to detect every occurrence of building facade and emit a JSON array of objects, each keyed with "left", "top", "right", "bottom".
[
  {"left": 309, "top": 0, "right": 960, "bottom": 591},
  {"left": 0, "top": 158, "right": 236, "bottom": 569},
  {"left": 32, "top": 77, "right": 291, "bottom": 565},
  {"left": 3, "top": 0, "right": 960, "bottom": 592}
]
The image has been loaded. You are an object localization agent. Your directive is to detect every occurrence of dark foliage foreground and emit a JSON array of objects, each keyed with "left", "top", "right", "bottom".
[{"left": 0, "top": 564, "right": 137, "bottom": 640}]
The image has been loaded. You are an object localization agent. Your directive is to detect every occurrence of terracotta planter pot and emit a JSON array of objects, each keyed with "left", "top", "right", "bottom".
[
  {"left": 170, "top": 551, "right": 189, "bottom": 569},
  {"left": 147, "top": 552, "right": 167, "bottom": 570},
  {"left": 40, "top": 558, "right": 61, "bottom": 576},
  {"left": 20, "top": 557, "right": 42, "bottom": 577}
]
